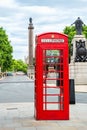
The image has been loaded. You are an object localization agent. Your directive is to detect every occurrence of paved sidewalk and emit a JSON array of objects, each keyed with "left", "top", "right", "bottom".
[
  {"left": 0, "top": 102, "right": 87, "bottom": 130},
  {"left": 75, "top": 85, "right": 87, "bottom": 92}
]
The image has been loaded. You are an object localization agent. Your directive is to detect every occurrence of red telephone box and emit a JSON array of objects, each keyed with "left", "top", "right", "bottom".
[{"left": 35, "top": 32, "right": 69, "bottom": 120}]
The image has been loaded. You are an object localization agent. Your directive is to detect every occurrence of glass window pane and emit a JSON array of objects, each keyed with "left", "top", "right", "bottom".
[
  {"left": 47, "top": 88, "right": 60, "bottom": 94},
  {"left": 47, "top": 104, "right": 60, "bottom": 110},
  {"left": 47, "top": 96, "right": 60, "bottom": 102}
]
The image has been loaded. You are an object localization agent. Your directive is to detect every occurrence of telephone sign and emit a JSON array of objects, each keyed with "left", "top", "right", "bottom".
[
  {"left": 35, "top": 32, "right": 69, "bottom": 120},
  {"left": 41, "top": 38, "right": 64, "bottom": 43}
]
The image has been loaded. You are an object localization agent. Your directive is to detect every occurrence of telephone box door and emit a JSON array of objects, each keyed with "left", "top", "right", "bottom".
[{"left": 35, "top": 32, "right": 69, "bottom": 120}]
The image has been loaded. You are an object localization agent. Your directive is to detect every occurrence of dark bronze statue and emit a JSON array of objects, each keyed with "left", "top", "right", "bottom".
[
  {"left": 29, "top": 17, "right": 32, "bottom": 24},
  {"left": 71, "top": 17, "right": 85, "bottom": 35}
]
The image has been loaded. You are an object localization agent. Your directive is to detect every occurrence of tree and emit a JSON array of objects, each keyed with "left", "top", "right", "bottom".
[
  {"left": 63, "top": 25, "right": 87, "bottom": 45},
  {"left": 83, "top": 25, "right": 87, "bottom": 38},
  {"left": 12, "top": 59, "right": 28, "bottom": 74},
  {"left": 63, "top": 26, "right": 76, "bottom": 46},
  {"left": 63, "top": 25, "right": 87, "bottom": 62},
  {"left": 0, "top": 27, "right": 13, "bottom": 72}
]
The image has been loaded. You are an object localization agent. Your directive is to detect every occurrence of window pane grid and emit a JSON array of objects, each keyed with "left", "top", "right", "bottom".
[{"left": 43, "top": 50, "right": 64, "bottom": 110}]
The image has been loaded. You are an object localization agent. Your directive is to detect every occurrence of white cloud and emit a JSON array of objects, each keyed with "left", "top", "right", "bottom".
[
  {"left": 79, "top": 0, "right": 87, "bottom": 1},
  {"left": 0, "top": 0, "right": 87, "bottom": 61},
  {"left": 21, "top": 5, "right": 56, "bottom": 15},
  {"left": 0, "top": 0, "right": 17, "bottom": 7}
]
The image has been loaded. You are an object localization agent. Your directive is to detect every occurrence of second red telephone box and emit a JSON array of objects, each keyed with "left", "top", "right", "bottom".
[{"left": 35, "top": 32, "right": 69, "bottom": 120}]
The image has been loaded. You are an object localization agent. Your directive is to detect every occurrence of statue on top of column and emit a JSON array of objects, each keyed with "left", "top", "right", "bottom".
[
  {"left": 71, "top": 17, "right": 86, "bottom": 35},
  {"left": 29, "top": 17, "right": 32, "bottom": 24}
]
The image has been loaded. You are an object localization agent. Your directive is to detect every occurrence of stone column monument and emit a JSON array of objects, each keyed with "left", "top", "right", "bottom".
[
  {"left": 70, "top": 17, "right": 87, "bottom": 86},
  {"left": 28, "top": 17, "right": 34, "bottom": 79},
  {"left": 28, "top": 17, "right": 34, "bottom": 66}
]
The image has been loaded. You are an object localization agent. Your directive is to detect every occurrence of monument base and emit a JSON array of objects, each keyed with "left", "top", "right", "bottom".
[
  {"left": 69, "top": 62, "right": 87, "bottom": 85},
  {"left": 27, "top": 65, "right": 34, "bottom": 79},
  {"left": 75, "top": 85, "right": 87, "bottom": 92},
  {"left": 75, "top": 62, "right": 87, "bottom": 85},
  {"left": 69, "top": 34, "right": 87, "bottom": 86},
  {"left": 71, "top": 35, "right": 87, "bottom": 63}
]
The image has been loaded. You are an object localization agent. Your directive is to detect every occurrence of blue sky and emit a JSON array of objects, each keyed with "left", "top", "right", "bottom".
[{"left": 0, "top": 0, "right": 87, "bottom": 61}]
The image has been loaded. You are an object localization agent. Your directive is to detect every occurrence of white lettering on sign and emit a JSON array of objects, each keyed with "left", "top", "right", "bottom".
[{"left": 41, "top": 39, "right": 64, "bottom": 43}]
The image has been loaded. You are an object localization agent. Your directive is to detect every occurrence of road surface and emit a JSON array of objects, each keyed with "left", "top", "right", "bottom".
[
  {"left": 0, "top": 75, "right": 34, "bottom": 103},
  {"left": 0, "top": 75, "right": 87, "bottom": 103}
]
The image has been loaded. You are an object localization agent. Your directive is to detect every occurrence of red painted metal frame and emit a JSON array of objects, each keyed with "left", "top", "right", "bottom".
[{"left": 35, "top": 32, "right": 69, "bottom": 120}]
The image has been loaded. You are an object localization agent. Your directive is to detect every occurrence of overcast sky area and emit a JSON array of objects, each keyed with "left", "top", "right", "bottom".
[{"left": 0, "top": 0, "right": 87, "bottom": 61}]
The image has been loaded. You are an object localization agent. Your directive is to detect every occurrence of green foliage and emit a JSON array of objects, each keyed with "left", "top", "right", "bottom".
[
  {"left": 63, "top": 26, "right": 76, "bottom": 46},
  {"left": 0, "top": 27, "right": 28, "bottom": 73},
  {"left": 83, "top": 26, "right": 87, "bottom": 38},
  {"left": 63, "top": 25, "right": 87, "bottom": 45},
  {"left": 0, "top": 27, "right": 13, "bottom": 72},
  {"left": 12, "top": 59, "right": 28, "bottom": 74},
  {"left": 63, "top": 25, "right": 87, "bottom": 61}
]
